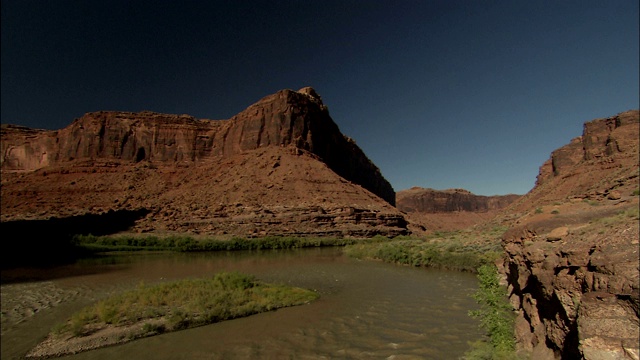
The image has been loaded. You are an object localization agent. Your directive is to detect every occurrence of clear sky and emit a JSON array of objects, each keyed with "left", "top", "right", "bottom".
[{"left": 2, "top": 1, "right": 638, "bottom": 196}]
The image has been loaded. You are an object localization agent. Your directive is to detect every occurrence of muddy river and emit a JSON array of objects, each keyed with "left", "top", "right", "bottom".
[{"left": 1, "top": 247, "right": 483, "bottom": 359}]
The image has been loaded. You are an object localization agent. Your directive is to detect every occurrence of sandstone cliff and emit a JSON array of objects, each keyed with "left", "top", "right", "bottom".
[
  {"left": 397, "top": 187, "right": 520, "bottom": 213},
  {"left": 1, "top": 87, "right": 394, "bottom": 206},
  {"left": 509, "top": 109, "right": 639, "bottom": 211},
  {"left": 500, "top": 110, "right": 639, "bottom": 359},
  {"left": 1, "top": 88, "right": 407, "bottom": 239},
  {"left": 396, "top": 187, "right": 520, "bottom": 232}
]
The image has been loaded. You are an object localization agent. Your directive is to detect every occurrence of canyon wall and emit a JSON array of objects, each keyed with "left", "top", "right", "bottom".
[
  {"left": 395, "top": 187, "right": 521, "bottom": 232},
  {"left": 1, "top": 87, "right": 395, "bottom": 206},
  {"left": 501, "top": 110, "right": 639, "bottom": 359},
  {"left": 396, "top": 187, "right": 520, "bottom": 213},
  {"left": 1, "top": 88, "right": 407, "bottom": 238},
  {"left": 509, "top": 109, "right": 640, "bottom": 211}
]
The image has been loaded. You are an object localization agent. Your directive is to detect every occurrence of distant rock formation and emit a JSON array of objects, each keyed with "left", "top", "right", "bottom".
[
  {"left": 501, "top": 110, "right": 639, "bottom": 359},
  {"left": 0, "top": 88, "right": 407, "bottom": 238},
  {"left": 396, "top": 187, "right": 520, "bottom": 213},
  {"left": 395, "top": 187, "right": 520, "bottom": 232}
]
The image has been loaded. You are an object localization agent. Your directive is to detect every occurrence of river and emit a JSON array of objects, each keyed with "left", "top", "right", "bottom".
[{"left": 1, "top": 247, "right": 483, "bottom": 359}]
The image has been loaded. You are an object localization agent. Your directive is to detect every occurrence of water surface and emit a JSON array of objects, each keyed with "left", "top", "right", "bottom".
[{"left": 1, "top": 248, "right": 482, "bottom": 359}]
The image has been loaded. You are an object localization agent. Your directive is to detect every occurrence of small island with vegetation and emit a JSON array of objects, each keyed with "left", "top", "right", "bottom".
[{"left": 26, "top": 271, "right": 318, "bottom": 358}]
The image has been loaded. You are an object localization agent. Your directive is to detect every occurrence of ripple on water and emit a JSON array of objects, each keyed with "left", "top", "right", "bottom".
[{"left": 2, "top": 248, "right": 482, "bottom": 360}]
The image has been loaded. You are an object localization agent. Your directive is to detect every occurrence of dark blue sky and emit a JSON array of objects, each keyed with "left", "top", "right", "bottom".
[{"left": 2, "top": 1, "right": 638, "bottom": 195}]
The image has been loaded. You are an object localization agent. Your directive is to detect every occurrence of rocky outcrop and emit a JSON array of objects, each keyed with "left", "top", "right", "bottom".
[
  {"left": 539, "top": 110, "right": 640, "bottom": 182},
  {"left": 501, "top": 110, "right": 640, "bottom": 359},
  {"left": 503, "top": 210, "right": 639, "bottom": 360},
  {"left": 1, "top": 87, "right": 395, "bottom": 206},
  {"left": 509, "top": 109, "right": 640, "bottom": 211},
  {"left": 396, "top": 187, "right": 520, "bottom": 213},
  {"left": 1, "top": 88, "right": 407, "bottom": 238}
]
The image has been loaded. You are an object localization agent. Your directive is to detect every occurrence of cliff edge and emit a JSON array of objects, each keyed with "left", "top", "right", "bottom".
[
  {"left": 500, "top": 110, "right": 639, "bottom": 359},
  {"left": 1, "top": 88, "right": 407, "bottom": 239},
  {"left": 1, "top": 87, "right": 394, "bottom": 206}
]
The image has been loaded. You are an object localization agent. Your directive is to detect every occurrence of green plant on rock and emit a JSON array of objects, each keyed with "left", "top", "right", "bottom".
[{"left": 465, "top": 264, "right": 517, "bottom": 360}]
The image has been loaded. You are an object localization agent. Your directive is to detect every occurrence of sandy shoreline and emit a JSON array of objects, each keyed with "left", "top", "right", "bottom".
[
  {"left": 1, "top": 281, "right": 80, "bottom": 336},
  {"left": 24, "top": 318, "right": 169, "bottom": 359},
  {"left": 1, "top": 280, "right": 88, "bottom": 359}
]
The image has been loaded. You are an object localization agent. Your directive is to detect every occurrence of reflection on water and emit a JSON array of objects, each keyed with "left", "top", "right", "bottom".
[{"left": 1, "top": 248, "right": 482, "bottom": 359}]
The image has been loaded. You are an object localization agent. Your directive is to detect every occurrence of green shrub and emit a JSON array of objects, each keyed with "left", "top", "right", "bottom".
[
  {"left": 465, "top": 264, "right": 516, "bottom": 359},
  {"left": 344, "top": 239, "right": 501, "bottom": 272},
  {"left": 73, "top": 234, "right": 359, "bottom": 253},
  {"left": 213, "top": 271, "right": 255, "bottom": 290},
  {"left": 142, "top": 323, "right": 165, "bottom": 334}
]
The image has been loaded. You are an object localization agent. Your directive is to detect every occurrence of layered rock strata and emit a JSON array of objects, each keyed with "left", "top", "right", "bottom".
[
  {"left": 397, "top": 187, "right": 520, "bottom": 213},
  {"left": 1, "top": 88, "right": 407, "bottom": 238},
  {"left": 396, "top": 187, "right": 520, "bottom": 232},
  {"left": 1, "top": 87, "right": 394, "bottom": 206},
  {"left": 509, "top": 109, "right": 640, "bottom": 211},
  {"left": 503, "top": 213, "right": 639, "bottom": 360},
  {"left": 501, "top": 110, "right": 640, "bottom": 359}
]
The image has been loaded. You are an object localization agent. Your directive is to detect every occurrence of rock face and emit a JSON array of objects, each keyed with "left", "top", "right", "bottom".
[
  {"left": 1, "top": 88, "right": 407, "bottom": 238},
  {"left": 500, "top": 110, "right": 639, "bottom": 359},
  {"left": 510, "top": 109, "right": 640, "bottom": 211},
  {"left": 1, "top": 87, "right": 395, "bottom": 206},
  {"left": 397, "top": 187, "right": 520, "bottom": 213},
  {"left": 396, "top": 187, "right": 520, "bottom": 232}
]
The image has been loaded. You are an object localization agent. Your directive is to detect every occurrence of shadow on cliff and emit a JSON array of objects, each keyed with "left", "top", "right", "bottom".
[{"left": 0, "top": 209, "right": 149, "bottom": 270}]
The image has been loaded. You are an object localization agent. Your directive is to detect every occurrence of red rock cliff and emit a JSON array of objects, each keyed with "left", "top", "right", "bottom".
[
  {"left": 1, "top": 88, "right": 407, "bottom": 238},
  {"left": 1, "top": 87, "right": 395, "bottom": 206},
  {"left": 1, "top": 87, "right": 395, "bottom": 205},
  {"left": 396, "top": 187, "right": 520, "bottom": 213},
  {"left": 508, "top": 109, "right": 639, "bottom": 211},
  {"left": 501, "top": 109, "right": 639, "bottom": 359}
]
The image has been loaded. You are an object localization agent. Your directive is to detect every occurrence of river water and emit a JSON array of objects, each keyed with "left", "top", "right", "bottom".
[{"left": 1, "top": 247, "right": 483, "bottom": 359}]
